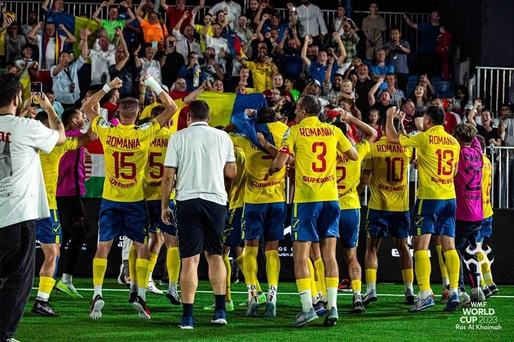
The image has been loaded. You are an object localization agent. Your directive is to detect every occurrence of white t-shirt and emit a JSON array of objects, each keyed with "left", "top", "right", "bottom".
[
  {"left": 164, "top": 122, "right": 235, "bottom": 205},
  {"left": 90, "top": 48, "right": 116, "bottom": 85},
  {"left": 0, "top": 115, "right": 59, "bottom": 228},
  {"left": 140, "top": 58, "right": 162, "bottom": 85}
]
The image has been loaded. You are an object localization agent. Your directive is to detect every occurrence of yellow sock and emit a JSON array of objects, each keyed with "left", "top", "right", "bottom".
[
  {"left": 477, "top": 251, "right": 494, "bottom": 286},
  {"left": 37, "top": 276, "right": 56, "bottom": 301},
  {"left": 166, "top": 247, "right": 180, "bottom": 285},
  {"left": 296, "top": 277, "right": 313, "bottom": 312},
  {"left": 314, "top": 258, "right": 327, "bottom": 298},
  {"left": 237, "top": 252, "right": 262, "bottom": 291},
  {"left": 93, "top": 257, "right": 108, "bottom": 287},
  {"left": 307, "top": 258, "right": 318, "bottom": 295},
  {"left": 136, "top": 258, "right": 150, "bottom": 289},
  {"left": 365, "top": 268, "right": 377, "bottom": 291},
  {"left": 436, "top": 245, "right": 449, "bottom": 286},
  {"left": 148, "top": 252, "right": 158, "bottom": 276},
  {"left": 243, "top": 246, "right": 258, "bottom": 290},
  {"left": 265, "top": 250, "right": 280, "bottom": 289},
  {"left": 444, "top": 249, "right": 460, "bottom": 291},
  {"left": 415, "top": 250, "right": 431, "bottom": 293},
  {"left": 401, "top": 268, "right": 414, "bottom": 285},
  {"left": 128, "top": 245, "right": 137, "bottom": 284},
  {"left": 351, "top": 279, "right": 362, "bottom": 293},
  {"left": 223, "top": 254, "right": 232, "bottom": 302},
  {"left": 296, "top": 277, "right": 311, "bottom": 293}
]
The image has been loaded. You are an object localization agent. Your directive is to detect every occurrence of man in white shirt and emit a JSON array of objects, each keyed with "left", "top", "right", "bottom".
[
  {"left": 89, "top": 35, "right": 117, "bottom": 86},
  {"left": 0, "top": 74, "right": 65, "bottom": 342},
  {"left": 291, "top": 0, "right": 328, "bottom": 40},
  {"left": 209, "top": 0, "right": 242, "bottom": 30},
  {"left": 161, "top": 100, "right": 236, "bottom": 329}
]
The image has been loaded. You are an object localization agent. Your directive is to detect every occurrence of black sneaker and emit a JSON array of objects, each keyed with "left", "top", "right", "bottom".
[
  {"left": 487, "top": 284, "right": 499, "bottom": 297},
  {"left": 132, "top": 296, "right": 151, "bottom": 320},
  {"left": 32, "top": 299, "right": 58, "bottom": 317},
  {"left": 128, "top": 291, "right": 138, "bottom": 304}
]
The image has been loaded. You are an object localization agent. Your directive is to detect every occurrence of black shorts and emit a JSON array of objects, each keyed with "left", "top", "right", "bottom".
[
  {"left": 455, "top": 220, "right": 482, "bottom": 251},
  {"left": 176, "top": 198, "right": 226, "bottom": 258}
]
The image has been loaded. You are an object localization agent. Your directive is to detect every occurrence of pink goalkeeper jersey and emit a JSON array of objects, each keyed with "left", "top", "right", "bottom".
[
  {"left": 455, "top": 137, "right": 483, "bottom": 222},
  {"left": 56, "top": 130, "right": 86, "bottom": 197}
]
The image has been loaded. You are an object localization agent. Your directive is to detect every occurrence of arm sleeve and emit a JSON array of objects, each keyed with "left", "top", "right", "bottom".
[
  {"left": 317, "top": 7, "right": 328, "bottom": 35},
  {"left": 164, "top": 134, "right": 179, "bottom": 168},
  {"left": 27, "top": 119, "right": 59, "bottom": 154}
]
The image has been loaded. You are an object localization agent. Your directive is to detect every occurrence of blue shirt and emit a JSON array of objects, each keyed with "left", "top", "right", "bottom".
[
  {"left": 278, "top": 52, "right": 303, "bottom": 80},
  {"left": 418, "top": 23, "right": 439, "bottom": 54},
  {"left": 308, "top": 62, "right": 339, "bottom": 84},
  {"left": 369, "top": 63, "right": 395, "bottom": 90}
]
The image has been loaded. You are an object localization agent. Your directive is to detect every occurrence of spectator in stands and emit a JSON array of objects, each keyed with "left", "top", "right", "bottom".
[
  {"left": 333, "top": 5, "right": 357, "bottom": 37},
  {"left": 235, "top": 15, "right": 254, "bottom": 47},
  {"left": 353, "top": 62, "right": 374, "bottom": 115},
  {"left": 369, "top": 48, "right": 394, "bottom": 91},
  {"left": 178, "top": 51, "right": 205, "bottom": 91},
  {"left": 244, "top": 0, "right": 261, "bottom": 29},
  {"left": 160, "top": 35, "right": 185, "bottom": 88},
  {"left": 21, "top": 11, "right": 39, "bottom": 37},
  {"left": 42, "top": 0, "right": 74, "bottom": 34},
  {"left": 302, "top": 33, "right": 346, "bottom": 85},
  {"left": 230, "top": 66, "right": 254, "bottom": 91},
  {"left": 238, "top": 46, "right": 278, "bottom": 93},
  {"left": 203, "top": 22, "right": 230, "bottom": 70},
  {"left": 109, "top": 34, "right": 138, "bottom": 97},
  {"left": 136, "top": 0, "right": 168, "bottom": 45},
  {"left": 401, "top": 98, "right": 418, "bottom": 134},
  {"left": 101, "top": 88, "right": 120, "bottom": 122},
  {"left": 290, "top": 0, "right": 327, "bottom": 41},
  {"left": 135, "top": 43, "right": 162, "bottom": 84},
  {"left": 404, "top": 11, "right": 440, "bottom": 76},
  {"left": 173, "top": 13, "right": 202, "bottom": 61},
  {"left": 498, "top": 104, "right": 514, "bottom": 145},
  {"left": 276, "top": 26, "right": 302, "bottom": 80},
  {"left": 161, "top": 0, "right": 201, "bottom": 33},
  {"left": 368, "top": 77, "right": 392, "bottom": 118},
  {"left": 384, "top": 27, "right": 410, "bottom": 91},
  {"left": 89, "top": 29, "right": 123, "bottom": 86},
  {"left": 417, "top": 74, "right": 436, "bottom": 99},
  {"left": 368, "top": 108, "right": 382, "bottom": 138},
  {"left": 411, "top": 85, "right": 429, "bottom": 115},
  {"left": 436, "top": 25, "right": 452, "bottom": 80},
  {"left": 5, "top": 24, "right": 26, "bottom": 64},
  {"left": 40, "top": 90, "right": 65, "bottom": 118},
  {"left": 209, "top": 0, "right": 242, "bottom": 30},
  {"left": 467, "top": 105, "right": 501, "bottom": 146},
  {"left": 93, "top": 1, "right": 136, "bottom": 42},
  {"left": 50, "top": 29, "right": 89, "bottom": 106},
  {"left": 380, "top": 73, "right": 404, "bottom": 107},
  {"left": 27, "top": 20, "right": 76, "bottom": 69},
  {"left": 362, "top": 3, "right": 386, "bottom": 61},
  {"left": 322, "top": 73, "right": 344, "bottom": 106},
  {"left": 14, "top": 45, "right": 36, "bottom": 72},
  {"left": 263, "top": 13, "right": 288, "bottom": 42},
  {"left": 339, "top": 20, "right": 359, "bottom": 75},
  {"left": 201, "top": 47, "right": 225, "bottom": 83},
  {"left": 452, "top": 85, "right": 470, "bottom": 115}
]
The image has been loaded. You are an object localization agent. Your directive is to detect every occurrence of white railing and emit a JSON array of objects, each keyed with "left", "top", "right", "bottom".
[
  {"left": 489, "top": 145, "right": 514, "bottom": 209},
  {"left": 475, "top": 66, "right": 514, "bottom": 114}
]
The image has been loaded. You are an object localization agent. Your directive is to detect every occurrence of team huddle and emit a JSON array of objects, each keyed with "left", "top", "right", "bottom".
[{"left": 34, "top": 77, "right": 498, "bottom": 328}]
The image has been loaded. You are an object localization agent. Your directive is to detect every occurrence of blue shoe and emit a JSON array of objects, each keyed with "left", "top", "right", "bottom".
[
  {"left": 409, "top": 295, "right": 435, "bottom": 312},
  {"left": 178, "top": 316, "right": 194, "bottom": 330},
  {"left": 323, "top": 307, "right": 339, "bottom": 326},
  {"left": 443, "top": 292, "right": 460, "bottom": 312},
  {"left": 313, "top": 301, "right": 326, "bottom": 316},
  {"left": 211, "top": 309, "right": 227, "bottom": 325},
  {"left": 293, "top": 308, "right": 318, "bottom": 327},
  {"left": 245, "top": 296, "right": 259, "bottom": 317}
]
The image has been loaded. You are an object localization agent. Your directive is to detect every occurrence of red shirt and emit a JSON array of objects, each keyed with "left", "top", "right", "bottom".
[
  {"left": 103, "top": 102, "right": 119, "bottom": 122},
  {"left": 166, "top": 7, "right": 192, "bottom": 32}
]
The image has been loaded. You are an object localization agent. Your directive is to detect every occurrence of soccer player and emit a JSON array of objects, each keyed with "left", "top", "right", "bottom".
[
  {"left": 143, "top": 105, "right": 181, "bottom": 302},
  {"left": 386, "top": 105, "right": 461, "bottom": 312},
  {"left": 270, "top": 95, "right": 358, "bottom": 326},
  {"left": 235, "top": 108, "right": 288, "bottom": 318},
  {"left": 32, "top": 109, "right": 95, "bottom": 316},
  {"left": 362, "top": 115, "right": 415, "bottom": 306},
  {"left": 333, "top": 111, "right": 377, "bottom": 313},
  {"left": 82, "top": 76, "right": 177, "bottom": 320},
  {"left": 475, "top": 135, "right": 498, "bottom": 298},
  {"left": 453, "top": 123, "right": 484, "bottom": 305}
]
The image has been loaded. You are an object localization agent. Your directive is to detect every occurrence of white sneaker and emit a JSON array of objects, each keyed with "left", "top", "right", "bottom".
[{"left": 146, "top": 281, "right": 163, "bottom": 295}]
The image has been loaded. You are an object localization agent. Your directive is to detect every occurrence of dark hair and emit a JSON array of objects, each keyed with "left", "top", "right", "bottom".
[
  {"left": 257, "top": 107, "right": 276, "bottom": 123},
  {"left": 298, "top": 95, "right": 321, "bottom": 116},
  {"left": 425, "top": 105, "right": 445, "bottom": 125},
  {"left": 35, "top": 110, "right": 48, "bottom": 123},
  {"left": 390, "top": 26, "right": 401, "bottom": 32},
  {"left": 119, "top": 97, "right": 140, "bottom": 118},
  {"left": 476, "top": 134, "right": 486, "bottom": 151},
  {"left": 453, "top": 123, "right": 477, "bottom": 144},
  {"left": 61, "top": 107, "right": 80, "bottom": 127},
  {"left": 151, "top": 105, "right": 165, "bottom": 118},
  {"left": 0, "top": 74, "right": 22, "bottom": 108},
  {"left": 189, "top": 100, "right": 210, "bottom": 120},
  {"left": 332, "top": 121, "right": 347, "bottom": 135}
]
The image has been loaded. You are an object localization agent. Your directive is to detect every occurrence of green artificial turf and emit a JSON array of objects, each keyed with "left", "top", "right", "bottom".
[{"left": 16, "top": 279, "right": 514, "bottom": 342}]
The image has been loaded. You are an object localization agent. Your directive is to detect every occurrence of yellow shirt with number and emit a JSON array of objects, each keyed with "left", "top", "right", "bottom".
[
  {"left": 228, "top": 140, "right": 247, "bottom": 209},
  {"left": 92, "top": 116, "right": 160, "bottom": 202},
  {"left": 482, "top": 154, "right": 493, "bottom": 218},
  {"left": 282, "top": 116, "right": 353, "bottom": 203},
  {"left": 399, "top": 125, "right": 460, "bottom": 200},
  {"left": 363, "top": 137, "right": 413, "bottom": 211},
  {"left": 40, "top": 138, "right": 79, "bottom": 209},
  {"left": 144, "top": 126, "right": 175, "bottom": 201},
  {"left": 337, "top": 140, "right": 370, "bottom": 209},
  {"left": 233, "top": 122, "right": 288, "bottom": 204}
]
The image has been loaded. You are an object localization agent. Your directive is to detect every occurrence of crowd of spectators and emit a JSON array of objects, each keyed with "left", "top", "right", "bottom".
[{"left": 0, "top": 0, "right": 513, "bottom": 144}]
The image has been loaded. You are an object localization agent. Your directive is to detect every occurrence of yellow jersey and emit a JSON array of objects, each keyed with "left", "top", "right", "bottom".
[
  {"left": 337, "top": 140, "right": 370, "bottom": 210},
  {"left": 399, "top": 125, "right": 460, "bottom": 200},
  {"left": 482, "top": 154, "right": 493, "bottom": 218},
  {"left": 228, "top": 142, "right": 247, "bottom": 210},
  {"left": 282, "top": 116, "right": 353, "bottom": 203},
  {"left": 40, "top": 138, "right": 79, "bottom": 209},
  {"left": 144, "top": 126, "right": 175, "bottom": 201},
  {"left": 233, "top": 123, "right": 288, "bottom": 204},
  {"left": 92, "top": 116, "right": 160, "bottom": 202},
  {"left": 364, "top": 137, "right": 413, "bottom": 211}
]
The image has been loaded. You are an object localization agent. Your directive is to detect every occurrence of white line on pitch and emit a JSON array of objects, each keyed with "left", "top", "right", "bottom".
[{"left": 33, "top": 287, "right": 514, "bottom": 299}]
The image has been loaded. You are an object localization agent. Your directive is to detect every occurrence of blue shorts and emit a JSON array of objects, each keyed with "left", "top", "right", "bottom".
[
  {"left": 365, "top": 209, "right": 411, "bottom": 239},
  {"left": 339, "top": 209, "right": 360, "bottom": 248},
  {"left": 412, "top": 199, "right": 456, "bottom": 237},
  {"left": 98, "top": 199, "right": 148, "bottom": 244},
  {"left": 147, "top": 200, "right": 177, "bottom": 236},
  {"left": 291, "top": 201, "right": 339, "bottom": 242},
  {"left": 36, "top": 209, "right": 62, "bottom": 244},
  {"left": 224, "top": 207, "right": 243, "bottom": 247},
  {"left": 242, "top": 202, "right": 286, "bottom": 241},
  {"left": 477, "top": 216, "right": 493, "bottom": 242}
]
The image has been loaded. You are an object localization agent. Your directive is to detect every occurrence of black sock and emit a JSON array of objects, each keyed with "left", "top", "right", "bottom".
[
  {"left": 183, "top": 303, "right": 193, "bottom": 317},
  {"left": 215, "top": 295, "right": 226, "bottom": 311}
]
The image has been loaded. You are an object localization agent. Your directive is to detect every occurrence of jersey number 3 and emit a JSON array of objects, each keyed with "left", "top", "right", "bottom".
[{"left": 311, "top": 142, "right": 327, "bottom": 172}]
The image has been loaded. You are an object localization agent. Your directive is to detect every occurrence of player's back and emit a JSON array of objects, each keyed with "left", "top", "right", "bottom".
[
  {"left": 228, "top": 135, "right": 247, "bottom": 210},
  {"left": 455, "top": 137, "right": 483, "bottom": 221},
  {"left": 366, "top": 137, "right": 412, "bottom": 212},
  {"left": 337, "top": 140, "right": 370, "bottom": 209},
  {"left": 144, "top": 126, "right": 173, "bottom": 201},
  {"left": 482, "top": 154, "right": 493, "bottom": 219}
]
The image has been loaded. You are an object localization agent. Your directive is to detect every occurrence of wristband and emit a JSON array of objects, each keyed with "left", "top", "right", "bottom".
[
  {"left": 144, "top": 77, "right": 164, "bottom": 95},
  {"left": 102, "top": 84, "right": 112, "bottom": 93}
]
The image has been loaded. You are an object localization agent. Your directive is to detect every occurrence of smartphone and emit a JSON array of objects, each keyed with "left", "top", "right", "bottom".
[
  {"left": 151, "top": 41, "right": 158, "bottom": 49},
  {"left": 31, "top": 82, "right": 43, "bottom": 105}
]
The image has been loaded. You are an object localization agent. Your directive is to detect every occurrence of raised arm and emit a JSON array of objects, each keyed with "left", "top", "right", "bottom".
[
  {"left": 142, "top": 75, "right": 178, "bottom": 126},
  {"left": 79, "top": 29, "right": 91, "bottom": 59},
  {"left": 183, "top": 81, "right": 207, "bottom": 104},
  {"left": 467, "top": 99, "right": 481, "bottom": 126},
  {"left": 135, "top": 0, "right": 146, "bottom": 23},
  {"left": 334, "top": 32, "right": 346, "bottom": 65},
  {"left": 83, "top": 77, "right": 123, "bottom": 122},
  {"left": 159, "top": 0, "right": 169, "bottom": 12},
  {"left": 385, "top": 106, "right": 401, "bottom": 143},
  {"left": 59, "top": 24, "right": 76, "bottom": 43},
  {"left": 301, "top": 35, "right": 312, "bottom": 67},
  {"left": 114, "top": 29, "right": 129, "bottom": 70},
  {"left": 342, "top": 110, "right": 378, "bottom": 143},
  {"left": 42, "top": 0, "right": 52, "bottom": 12},
  {"left": 368, "top": 77, "right": 383, "bottom": 106},
  {"left": 122, "top": 1, "right": 136, "bottom": 25},
  {"left": 403, "top": 14, "right": 418, "bottom": 29},
  {"left": 174, "top": 11, "right": 189, "bottom": 32},
  {"left": 27, "top": 21, "right": 43, "bottom": 41},
  {"left": 93, "top": 1, "right": 108, "bottom": 24},
  {"left": 133, "top": 45, "right": 142, "bottom": 68},
  {"left": 257, "top": 132, "right": 279, "bottom": 158}
]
